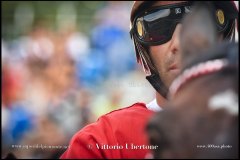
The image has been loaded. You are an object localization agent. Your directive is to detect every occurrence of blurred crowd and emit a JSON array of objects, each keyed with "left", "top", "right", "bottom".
[{"left": 2, "top": 2, "right": 154, "bottom": 159}]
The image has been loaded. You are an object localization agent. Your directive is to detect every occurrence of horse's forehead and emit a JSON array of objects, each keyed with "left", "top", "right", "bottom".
[{"left": 208, "top": 89, "right": 238, "bottom": 115}]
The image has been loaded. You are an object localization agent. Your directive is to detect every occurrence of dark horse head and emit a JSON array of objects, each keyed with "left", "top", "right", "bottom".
[{"left": 146, "top": 2, "right": 239, "bottom": 159}]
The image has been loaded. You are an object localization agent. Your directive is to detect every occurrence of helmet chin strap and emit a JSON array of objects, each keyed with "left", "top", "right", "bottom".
[
  {"left": 133, "top": 38, "right": 169, "bottom": 99},
  {"left": 146, "top": 72, "right": 169, "bottom": 99}
]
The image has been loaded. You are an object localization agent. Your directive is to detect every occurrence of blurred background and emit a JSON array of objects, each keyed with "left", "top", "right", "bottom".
[{"left": 2, "top": 1, "right": 155, "bottom": 158}]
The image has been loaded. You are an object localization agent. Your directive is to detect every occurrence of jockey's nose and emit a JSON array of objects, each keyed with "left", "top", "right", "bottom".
[{"left": 169, "top": 24, "right": 182, "bottom": 56}]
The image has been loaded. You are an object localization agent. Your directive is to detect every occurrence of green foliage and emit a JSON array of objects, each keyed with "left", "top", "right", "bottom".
[{"left": 2, "top": 1, "right": 107, "bottom": 40}]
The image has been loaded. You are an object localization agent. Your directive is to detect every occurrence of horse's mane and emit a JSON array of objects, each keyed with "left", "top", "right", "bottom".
[{"left": 183, "top": 42, "right": 238, "bottom": 71}]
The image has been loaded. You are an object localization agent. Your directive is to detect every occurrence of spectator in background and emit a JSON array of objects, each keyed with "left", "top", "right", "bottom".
[
  {"left": 2, "top": 57, "right": 34, "bottom": 158},
  {"left": 2, "top": 20, "right": 94, "bottom": 159}
]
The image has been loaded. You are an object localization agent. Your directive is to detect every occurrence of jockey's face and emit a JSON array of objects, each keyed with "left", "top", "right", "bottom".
[{"left": 149, "top": 1, "right": 185, "bottom": 88}]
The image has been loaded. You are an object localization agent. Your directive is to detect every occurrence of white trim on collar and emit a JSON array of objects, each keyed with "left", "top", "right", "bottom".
[{"left": 146, "top": 99, "right": 162, "bottom": 112}]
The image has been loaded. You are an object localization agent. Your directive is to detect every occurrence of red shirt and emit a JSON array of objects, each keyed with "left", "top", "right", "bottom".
[{"left": 60, "top": 103, "right": 154, "bottom": 159}]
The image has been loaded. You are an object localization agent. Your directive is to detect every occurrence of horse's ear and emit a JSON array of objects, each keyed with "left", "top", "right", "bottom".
[
  {"left": 180, "top": 2, "right": 218, "bottom": 68},
  {"left": 3, "top": 153, "right": 17, "bottom": 159},
  {"left": 145, "top": 111, "right": 171, "bottom": 158}
]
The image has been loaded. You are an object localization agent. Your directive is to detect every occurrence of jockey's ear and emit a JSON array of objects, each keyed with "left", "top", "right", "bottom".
[{"left": 180, "top": 2, "right": 217, "bottom": 68}]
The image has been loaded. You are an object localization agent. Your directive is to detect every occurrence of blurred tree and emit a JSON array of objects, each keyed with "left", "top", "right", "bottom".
[{"left": 2, "top": 1, "right": 107, "bottom": 40}]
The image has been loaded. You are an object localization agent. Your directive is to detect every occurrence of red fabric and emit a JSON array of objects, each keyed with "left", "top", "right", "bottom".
[{"left": 60, "top": 103, "right": 154, "bottom": 159}]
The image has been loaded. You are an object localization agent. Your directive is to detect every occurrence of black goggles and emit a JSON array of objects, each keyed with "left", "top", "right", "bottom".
[{"left": 130, "top": 2, "right": 229, "bottom": 46}]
